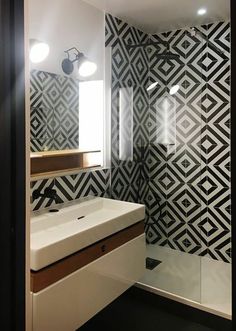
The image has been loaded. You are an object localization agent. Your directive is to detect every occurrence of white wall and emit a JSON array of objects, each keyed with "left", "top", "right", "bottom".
[{"left": 28, "top": 0, "right": 105, "bottom": 79}]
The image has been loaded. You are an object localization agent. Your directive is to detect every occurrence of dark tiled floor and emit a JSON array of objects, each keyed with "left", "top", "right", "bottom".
[{"left": 79, "top": 287, "right": 232, "bottom": 331}]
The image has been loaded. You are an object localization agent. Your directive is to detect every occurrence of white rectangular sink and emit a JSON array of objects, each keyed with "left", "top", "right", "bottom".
[{"left": 31, "top": 197, "right": 145, "bottom": 271}]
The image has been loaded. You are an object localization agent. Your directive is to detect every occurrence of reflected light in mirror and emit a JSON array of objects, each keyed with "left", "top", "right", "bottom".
[
  {"left": 79, "top": 80, "right": 103, "bottom": 151},
  {"left": 169, "top": 84, "right": 180, "bottom": 95},
  {"left": 29, "top": 41, "right": 50, "bottom": 63},
  {"left": 79, "top": 60, "right": 97, "bottom": 77}
]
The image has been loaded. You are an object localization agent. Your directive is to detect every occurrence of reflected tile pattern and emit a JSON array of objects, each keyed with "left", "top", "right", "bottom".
[{"left": 30, "top": 70, "right": 79, "bottom": 151}]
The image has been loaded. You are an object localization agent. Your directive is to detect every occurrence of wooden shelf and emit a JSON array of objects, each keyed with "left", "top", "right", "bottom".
[{"left": 31, "top": 149, "right": 101, "bottom": 177}]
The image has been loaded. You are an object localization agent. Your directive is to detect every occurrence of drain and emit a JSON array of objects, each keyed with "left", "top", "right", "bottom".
[
  {"left": 77, "top": 216, "right": 85, "bottom": 220},
  {"left": 49, "top": 209, "right": 59, "bottom": 213},
  {"left": 146, "top": 257, "right": 162, "bottom": 270}
]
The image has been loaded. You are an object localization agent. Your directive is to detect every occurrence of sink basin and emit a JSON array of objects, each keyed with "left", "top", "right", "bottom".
[{"left": 31, "top": 197, "right": 145, "bottom": 271}]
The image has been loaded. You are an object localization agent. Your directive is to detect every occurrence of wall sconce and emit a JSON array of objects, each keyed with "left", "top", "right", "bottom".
[
  {"left": 61, "top": 47, "right": 97, "bottom": 77},
  {"left": 29, "top": 39, "right": 50, "bottom": 63}
]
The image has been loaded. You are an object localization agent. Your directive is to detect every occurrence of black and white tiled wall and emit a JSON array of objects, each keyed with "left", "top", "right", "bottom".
[
  {"left": 105, "top": 13, "right": 150, "bottom": 206},
  {"left": 30, "top": 69, "right": 79, "bottom": 151},
  {"left": 31, "top": 169, "right": 110, "bottom": 211},
  {"left": 30, "top": 64, "right": 112, "bottom": 218},
  {"left": 30, "top": 70, "right": 111, "bottom": 210},
  {"left": 30, "top": 14, "right": 231, "bottom": 264},
  {"left": 105, "top": 14, "right": 231, "bottom": 263},
  {"left": 148, "top": 22, "right": 230, "bottom": 263},
  {"left": 30, "top": 71, "right": 111, "bottom": 212}
]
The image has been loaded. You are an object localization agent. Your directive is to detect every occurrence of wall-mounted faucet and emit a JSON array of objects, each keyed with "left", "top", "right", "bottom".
[{"left": 32, "top": 187, "right": 60, "bottom": 203}]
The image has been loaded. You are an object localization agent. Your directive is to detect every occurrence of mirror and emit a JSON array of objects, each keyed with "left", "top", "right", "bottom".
[{"left": 29, "top": 0, "right": 105, "bottom": 175}]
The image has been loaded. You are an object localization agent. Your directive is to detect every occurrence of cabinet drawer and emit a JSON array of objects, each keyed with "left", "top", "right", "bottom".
[
  {"left": 31, "top": 221, "right": 144, "bottom": 292},
  {"left": 32, "top": 234, "right": 145, "bottom": 331}
]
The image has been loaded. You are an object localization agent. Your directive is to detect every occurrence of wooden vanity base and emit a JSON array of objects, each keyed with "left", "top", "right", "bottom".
[{"left": 31, "top": 221, "right": 144, "bottom": 293}]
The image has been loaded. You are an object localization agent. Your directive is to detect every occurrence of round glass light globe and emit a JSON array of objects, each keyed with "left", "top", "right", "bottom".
[
  {"left": 30, "top": 42, "right": 49, "bottom": 63},
  {"left": 79, "top": 61, "right": 97, "bottom": 77}
]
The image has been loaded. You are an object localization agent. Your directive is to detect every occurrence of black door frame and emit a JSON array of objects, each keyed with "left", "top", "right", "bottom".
[{"left": 0, "top": 0, "right": 26, "bottom": 330}]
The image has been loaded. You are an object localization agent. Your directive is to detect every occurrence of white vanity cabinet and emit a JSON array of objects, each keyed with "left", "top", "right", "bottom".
[{"left": 31, "top": 223, "right": 145, "bottom": 330}]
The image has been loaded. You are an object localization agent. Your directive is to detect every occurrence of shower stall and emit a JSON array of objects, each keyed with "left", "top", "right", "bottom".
[{"left": 106, "top": 14, "right": 231, "bottom": 319}]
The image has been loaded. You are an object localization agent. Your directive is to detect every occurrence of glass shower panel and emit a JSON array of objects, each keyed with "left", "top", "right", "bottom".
[
  {"left": 106, "top": 12, "right": 231, "bottom": 318},
  {"left": 155, "top": 94, "right": 176, "bottom": 146},
  {"left": 119, "top": 87, "right": 133, "bottom": 162},
  {"left": 139, "top": 30, "right": 204, "bottom": 303},
  {"left": 198, "top": 21, "right": 232, "bottom": 316}
]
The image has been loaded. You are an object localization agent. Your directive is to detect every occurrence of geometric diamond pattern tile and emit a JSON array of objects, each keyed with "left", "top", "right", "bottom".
[
  {"left": 143, "top": 20, "right": 231, "bottom": 263},
  {"left": 146, "top": 222, "right": 167, "bottom": 245},
  {"left": 176, "top": 107, "right": 201, "bottom": 144},
  {"left": 31, "top": 168, "right": 111, "bottom": 211},
  {"left": 90, "top": 169, "right": 110, "bottom": 196},
  {"left": 30, "top": 70, "right": 79, "bottom": 151},
  {"left": 205, "top": 230, "right": 231, "bottom": 263},
  {"left": 109, "top": 16, "right": 231, "bottom": 263},
  {"left": 31, "top": 16, "right": 231, "bottom": 264},
  {"left": 172, "top": 184, "right": 201, "bottom": 219},
  {"left": 73, "top": 171, "right": 91, "bottom": 200},
  {"left": 207, "top": 21, "right": 230, "bottom": 59},
  {"left": 55, "top": 175, "right": 75, "bottom": 203},
  {"left": 30, "top": 107, "right": 53, "bottom": 141},
  {"left": 31, "top": 178, "right": 56, "bottom": 211},
  {"left": 169, "top": 148, "right": 201, "bottom": 184}
]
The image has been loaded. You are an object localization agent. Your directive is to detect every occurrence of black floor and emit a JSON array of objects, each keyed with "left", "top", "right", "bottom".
[{"left": 79, "top": 287, "right": 232, "bottom": 331}]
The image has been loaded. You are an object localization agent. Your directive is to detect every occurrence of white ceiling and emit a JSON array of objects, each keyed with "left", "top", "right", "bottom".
[{"left": 83, "top": 0, "right": 230, "bottom": 33}]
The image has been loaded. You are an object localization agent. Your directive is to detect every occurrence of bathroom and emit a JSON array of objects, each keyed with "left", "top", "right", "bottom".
[{"left": 0, "top": 0, "right": 233, "bottom": 330}]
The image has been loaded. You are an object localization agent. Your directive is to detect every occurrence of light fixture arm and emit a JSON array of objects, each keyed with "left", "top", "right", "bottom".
[
  {"left": 61, "top": 46, "right": 97, "bottom": 77},
  {"left": 64, "top": 47, "right": 84, "bottom": 63}
]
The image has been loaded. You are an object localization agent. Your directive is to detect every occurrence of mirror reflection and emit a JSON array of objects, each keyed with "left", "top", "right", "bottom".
[{"left": 29, "top": 0, "right": 105, "bottom": 155}]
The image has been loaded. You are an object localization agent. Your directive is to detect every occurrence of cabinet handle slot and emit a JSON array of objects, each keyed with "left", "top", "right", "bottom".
[{"left": 101, "top": 245, "right": 106, "bottom": 252}]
